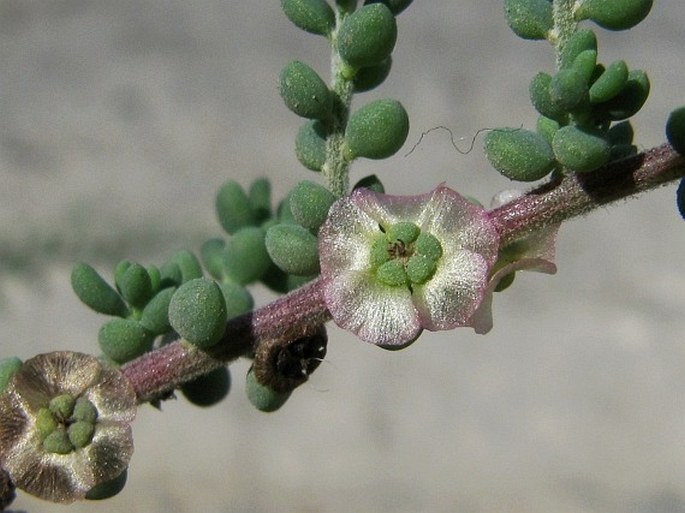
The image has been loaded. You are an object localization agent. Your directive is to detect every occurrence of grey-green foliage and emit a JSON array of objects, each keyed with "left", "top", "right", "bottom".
[
  {"left": 168, "top": 278, "right": 227, "bottom": 349},
  {"left": 488, "top": 2, "right": 653, "bottom": 179}
]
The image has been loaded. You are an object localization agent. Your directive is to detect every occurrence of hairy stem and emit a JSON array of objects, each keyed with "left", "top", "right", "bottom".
[
  {"left": 552, "top": 0, "right": 578, "bottom": 68},
  {"left": 122, "top": 144, "right": 685, "bottom": 402},
  {"left": 122, "top": 279, "right": 331, "bottom": 403},
  {"left": 321, "top": 7, "right": 355, "bottom": 197},
  {"left": 490, "top": 143, "right": 685, "bottom": 245}
]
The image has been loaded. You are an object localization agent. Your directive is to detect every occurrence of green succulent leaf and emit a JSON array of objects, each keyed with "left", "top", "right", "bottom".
[
  {"left": 677, "top": 178, "right": 685, "bottom": 220},
  {"left": 200, "top": 238, "right": 227, "bottom": 281},
  {"left": 216, "top": 181, "right": 258, "bottom": 235},
  {"left": 168, "top": 278, "right": 228, "bottom": 349},
  {"left": 222, "top": 227, "right": 271, "bottom": 285},
  {"left": 139, "top": 287, "right": 176, "bottom": 335},
  {"left": 575, "top": 0, "right": 653, "bottom": 30},
  {"left": 530, "top": 72, "right": 568, "bottom": 122},
  {"left": 0, "top": 357, "right": 22, "bottom": 392},
  {"left": 71, "top": 263, "right": 128, "bottom": 317},
  {"left": 246, "top": 367, "right": 291, "bottom": 412},
  {"left": 295, "top": 120, "right": 328, "bottom": 172},
  {"left": 170, "top": 250, "right": 204, "bottom": 283},
  {"left": 484, "top": 128, "right": 556, "bottom": 182},
  {"left": 181, "top": 367, "right": 231, "bottom": 407},
  {"left": 352, "top": 57, "right": 392, "bottom": 92},
  {"left": 353, "top": 174, "right": 385, "bottom": 193},
  {"left": 279, "top": 60, "right": 333, "bottom": 120},
  {"left": 536, "top": 116, "right": 561, "bottom": 145},
  {"left": 344, "top": 98, "right": 409, "bottom": 159},
  {"left": 117, "top": 263, "right": 153, "bottom": 309},
  {"left": 289, "top": 180, "right": 337, "bottom": 232},
  {"left": 363, "top": 0, "right": 413, "bottom": 15},
  {"left": 667, "top": 107, "right": 685, "bottom": 156},
  {"left": 86, "top": 469, "right": 128, "bottom": 501},
  {"left": 504, "top": 0, "right": 553, "bottom": 40},
  {"left": 589, "top": 60, "right": 629, "bottom": 104},
  {"left": 570, "top": 49, "right": 597, "bottom": 86},
  {"left": 98, "top": 318, "right": 154, "bottom": 363},
  {"left": 550, "top": 68, "right": 588, "bottom": 111},
  {"left": 552, "top": 125, "right": 611, "bottom": 173},
  {"left": 337, "top": 3, "right": 397, "bottom": 69},
  {"left": 219, "top": 282, "right": 254, "bottom": 320},
  {"left": 559, "top": 28, "right": 597, "bottom": 69},
  {"left": 280, "top": 0, "right": 335, "bottom": 36},
  {"left": 607, "top": 120, "right": 634, "bottom": 146},
  {"left": 265, "top": 224, "right": 320, "bottom": 276},
  {"left": 594, "top": 69, "right": 650, "bottom": 121}
]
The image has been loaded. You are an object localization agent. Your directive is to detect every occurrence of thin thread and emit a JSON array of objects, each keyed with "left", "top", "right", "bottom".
[{"left": 404, "top": 125, "right": 523, "bottom": 157}]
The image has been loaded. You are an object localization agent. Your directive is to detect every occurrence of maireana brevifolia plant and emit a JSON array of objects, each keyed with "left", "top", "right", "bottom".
[{"left": 1, "top": 0, "right": 684, "bottom": 507}]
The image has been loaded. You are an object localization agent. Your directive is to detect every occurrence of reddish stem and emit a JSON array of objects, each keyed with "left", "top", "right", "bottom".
[{"left": 122, "top": 144, "right": 685, "bottom": 403}]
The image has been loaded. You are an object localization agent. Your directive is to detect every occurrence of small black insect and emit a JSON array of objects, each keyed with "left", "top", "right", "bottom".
[
  {"left": 275, "top": 334, "right": 327, "bottom": 381},
  {"left": 253, "top": 326, "right": 328, "bottom": 393}
]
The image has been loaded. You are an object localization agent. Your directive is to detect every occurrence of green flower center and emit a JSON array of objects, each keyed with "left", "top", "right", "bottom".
[
  {"left": 370, "top": 222, "right": 443, "bottom": 288},
  {"left": 37, "top": 394, "right": 98, "bottom": 454}
]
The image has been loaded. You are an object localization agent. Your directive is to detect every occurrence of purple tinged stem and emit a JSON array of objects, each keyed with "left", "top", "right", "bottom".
[{"left": 122, "top": 143, "right": 685, "bottom": 403}]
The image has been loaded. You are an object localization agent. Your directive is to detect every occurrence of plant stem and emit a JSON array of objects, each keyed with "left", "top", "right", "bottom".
[
  {"left": 321, "top": 7, "right": 355, "bottom": 197},
  {"left": 121, "top": 279, "right": 331, "bottom": 403},
  {"left": 122, "top": 144, "right": 685, "bottom": 403},
  {"left": 552, "top": 0, "right": 578, "bottom": 68},
  {"left": 490, "top": 143, "right": 685, "bottom": 246}
]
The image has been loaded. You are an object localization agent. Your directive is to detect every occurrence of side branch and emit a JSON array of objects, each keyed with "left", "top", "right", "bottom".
[
  {"left": 122, "top": 144, "right": 685, "bottom": 402},
  {"left": 122, "top": 279, "right": 331, "bottom": 403},
  {"left": 489, "top": 143, "right": 685, "bottom": 246}
]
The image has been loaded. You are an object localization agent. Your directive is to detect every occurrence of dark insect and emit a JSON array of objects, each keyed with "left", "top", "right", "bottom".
[{"left": 275, "top": 333, "right": 327, "bottom": 381}]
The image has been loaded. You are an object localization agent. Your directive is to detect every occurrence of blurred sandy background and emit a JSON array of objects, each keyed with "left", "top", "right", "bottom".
[{"left": 2, "top": 1, "right": 685, "bottom": 512}]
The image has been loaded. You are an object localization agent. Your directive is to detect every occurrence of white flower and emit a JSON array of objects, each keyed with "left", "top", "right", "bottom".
[
  {"left": 0, "top": 352, "right": 136, "bottom": 503},
  {"left": 318, "top": 185, "right": 500, "bottom": 348}
]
